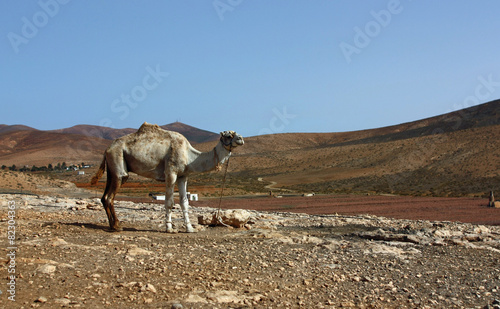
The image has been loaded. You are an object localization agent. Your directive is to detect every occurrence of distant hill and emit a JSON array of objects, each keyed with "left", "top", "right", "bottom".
[
  {"left": 49, "top": 125, "right": 136, "bottom": 140},
  {"left": 0, "top": 124, "right": 38, "bottom": 134},
  {"left": 160, "top": 122, "right": 220, "bottom": 144},
  {"left": 0, "top": 122, "right": 219, "bottom": 166},
  {"left": 217, "top": 99, "right": 500, "bottom": 197},
  {"left": 0, "top": 130, "right": 110, "bottom": 166},
  {"left": 232, "top": 99, "right": 500, "bottom": 154},
  {"left": 49, "top": 122, "right": 219, "bottom": 144},
  {"left": 1, "top": 100, "right": 498, "bottom": 197}
]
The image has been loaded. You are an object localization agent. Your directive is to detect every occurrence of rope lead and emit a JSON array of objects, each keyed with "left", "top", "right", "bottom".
[{"left": 216, "top": 148, "right": 232, "bottom": 227}]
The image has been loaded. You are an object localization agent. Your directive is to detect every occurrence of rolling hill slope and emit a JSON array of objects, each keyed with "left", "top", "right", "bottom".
[
  {"left": 0, "top": 130, "right": 110, "bottom": 166},
  {"left": 220, "top": 100, "right": 500, "bottom": 197},
  {"left": 0, "top": 122, "right": 219, "bottom": 166},
  {"left": 49, "top": 121, "right": 219, "bottom": 143},
  {"left": 1, "top": 100, "right": 498, "bottom": 197}
]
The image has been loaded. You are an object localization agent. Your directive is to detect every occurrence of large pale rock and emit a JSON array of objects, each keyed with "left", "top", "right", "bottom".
[
  {"left": 54, "top": 298, "right": 71, "bottom": 306},
  {"left": 493, "top": 201, "right": 500, "bottom": 208},
  {"left": 185, "top": 294, "right": 208, "bottom": 303},
  {"left": 141, "top": 283, "right": 157, "bottom": 293},
  {"left": 37, "top": 264, "right": 56, "bottom": 274},
  {"left": 127, "top": 246, "right": 152, "bottom": 256},
  {"left": 206, "top": 290, "right": 243, "bottom": 303},
  {"left": 198, "top": 210, "right": 251, "bottom": 228}
]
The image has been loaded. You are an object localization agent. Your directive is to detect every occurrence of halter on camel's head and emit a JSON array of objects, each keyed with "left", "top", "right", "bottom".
[{"left": 220, "top": 130, "right": 244, "bottom": 152}]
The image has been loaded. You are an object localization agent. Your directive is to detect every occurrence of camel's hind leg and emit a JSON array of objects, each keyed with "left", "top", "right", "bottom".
[
  {"left": 101, "top": 170, "right": 124, "bottom": 231},
  {"left": 100, "top": 151, "right": 128, "bottom": 231}
]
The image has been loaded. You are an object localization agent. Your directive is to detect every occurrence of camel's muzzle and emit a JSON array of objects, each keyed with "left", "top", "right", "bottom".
[{"left": 233, "top": 135, "right": 244, "bottom": 146}]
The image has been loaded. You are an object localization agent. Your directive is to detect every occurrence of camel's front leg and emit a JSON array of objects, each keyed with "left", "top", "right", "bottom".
[
  {"left": 165, "top": 173, "right": 176, "bottom": 233},
  {"left": 177, "top": 176, "right": 194, "bottom": 233}
]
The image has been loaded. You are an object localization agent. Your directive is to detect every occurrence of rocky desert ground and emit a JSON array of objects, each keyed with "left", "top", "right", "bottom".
[
  {"left": 1, "top": 190, "right": 500, "bottom": 308},
  {"left": 1, "top": 101, "right": 500, "bottom": 307}
]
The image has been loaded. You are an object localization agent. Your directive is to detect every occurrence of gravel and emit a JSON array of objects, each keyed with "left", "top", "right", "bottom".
[{"left": 1, "top": 194, "right": 499, "bottom": 308}]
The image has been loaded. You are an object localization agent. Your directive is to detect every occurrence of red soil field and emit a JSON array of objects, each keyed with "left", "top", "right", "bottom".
[{"left": 119, "top": 194, "right": 500, "bottom": 226}]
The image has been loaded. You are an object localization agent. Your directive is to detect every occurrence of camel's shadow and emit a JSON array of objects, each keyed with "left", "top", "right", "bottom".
[
  {"left": 62, "top": 222, "right": 154, "bottom": 233},
  {"left": 61, "top": 222, "right": 197, "bottom": 234}
]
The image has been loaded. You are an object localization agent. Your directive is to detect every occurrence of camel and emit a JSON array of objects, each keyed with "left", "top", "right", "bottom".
[{"left": 90, "top": 122, "right": 244, "bottom": 233}]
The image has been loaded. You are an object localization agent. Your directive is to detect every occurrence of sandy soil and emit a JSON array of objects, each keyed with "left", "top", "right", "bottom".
[
  {"left": 1, "top": 194, "right": 499, "bottom": 308},
  {"left": 1, "top": 171, "right": 500, "bottom": 308}
]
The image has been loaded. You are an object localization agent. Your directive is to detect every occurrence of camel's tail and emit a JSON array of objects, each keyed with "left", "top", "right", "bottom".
[{"left": 90, "top": 155, "right": 106, "bottom": 185}]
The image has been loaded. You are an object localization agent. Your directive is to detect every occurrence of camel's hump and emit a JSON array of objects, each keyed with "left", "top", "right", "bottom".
[{"left": 137, "top": 122, "right": 162, "bottom": 134}]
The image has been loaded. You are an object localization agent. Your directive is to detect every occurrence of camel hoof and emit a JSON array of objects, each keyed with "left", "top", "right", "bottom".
[
  {"left": 186, "top": 225, "right": 195, "bottom": 233},
  {"left": 108, "top": 221, "right": 123, "bottom": 232},
  {"left": 111, "top": 226, "right": 123, "bottom": 232}
]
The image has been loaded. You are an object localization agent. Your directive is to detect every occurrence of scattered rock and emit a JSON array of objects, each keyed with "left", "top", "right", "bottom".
[
  {"left": 2, "top": 193, "right": 500, "bottom": 308},
  {"left": 185, "top": 294, "right": 208, "bottom": 303},
  {"left": 35, "top": 296, "right": 48, "bottom": 303},
  {"left": 37, "top": 264, "right": 56, "bottom": 274},
  {"left": 141, "top": 283, "right": 157, "bottom": 293},
  {"left": 363, "top": 242, "right": 421, "bottom": 259},
  {"left": 54, "top": 298, "right": 71, "bottom": 306},
  {"left": 50, "top": 238, "right": 68, "bottom": 247},
  {"left": 127, "top": 246, "right": 152, "bottom": 256},
  {"left": 198, "top": 209, "right": 251, "bottom": 228},
  {"left": 87, "top": 203, "right": 101, "bottom": 210},
  {"left": 206, "top": 290, "right": 243, "bottom": 303}
]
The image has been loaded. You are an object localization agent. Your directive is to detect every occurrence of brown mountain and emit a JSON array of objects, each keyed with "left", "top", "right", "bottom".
[
  {"left": 0, "top": 122, "right": 219, "bottom": 166},
  {"left": 160, "top": 122, "right": 220, "bottom": 144},
  {"left": 0, "top": 124, "right": 38, "bottom": 134},
  {"left": 0, "top": 130, "right": 110, "bottom": 166},
  {"left": 1, "top": 100, "right": 498, "bottom": 197},
  {"left": 219, "top": 99, "right": 500, "bottom": 197},
  {"left": 49, "top": 125, "right": 136, "bottom": 140},
  {"left": 49, "top": 122, "right": 219, "bottom": 144}
]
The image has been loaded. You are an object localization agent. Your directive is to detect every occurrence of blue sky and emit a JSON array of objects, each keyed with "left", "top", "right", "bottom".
[{"left": 1, "top": 0, "right": 500, "bottom": 137}]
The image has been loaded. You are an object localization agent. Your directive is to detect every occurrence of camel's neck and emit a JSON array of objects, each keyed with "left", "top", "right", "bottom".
[{"left": 186, "top": 142, "right": 231, "bottom": 174}]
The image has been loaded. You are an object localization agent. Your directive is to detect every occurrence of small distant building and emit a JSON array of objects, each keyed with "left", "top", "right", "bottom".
[
  {"left": 77, "top": 171, "right": 85, "bottom": 176},
  {"left": 149, "top": 192, "right": 198, "bottom": 201},
  {"left": 149, "top": 192, "right": 165, "bottom": 200}
]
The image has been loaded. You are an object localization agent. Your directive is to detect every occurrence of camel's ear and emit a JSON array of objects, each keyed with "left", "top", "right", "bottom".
[{"left": 220, "top": 131, "right": 233, "bottom": 137}]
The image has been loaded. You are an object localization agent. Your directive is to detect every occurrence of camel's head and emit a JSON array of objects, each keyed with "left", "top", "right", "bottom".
[{"left": 220, "top": 130, "right": 244, "bottom": 150}]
